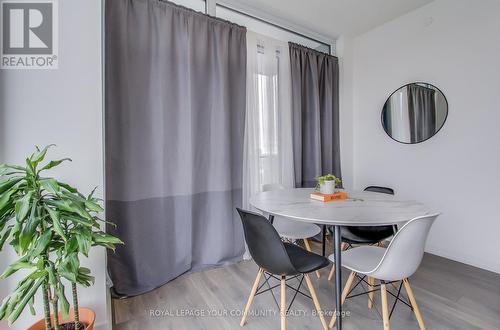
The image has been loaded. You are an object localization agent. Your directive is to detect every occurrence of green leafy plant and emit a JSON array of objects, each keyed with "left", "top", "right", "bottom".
[
  {"left": 0, "top": 146, "right": 123, "bottom": 330},
  {"left": 315, "top": 174, "right": 342, "bottom": 190}
]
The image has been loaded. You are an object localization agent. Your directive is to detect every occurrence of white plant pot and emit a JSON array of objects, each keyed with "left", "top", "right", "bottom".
[{"left": 320, "top": 180, "right": 335, "bottom": 194}]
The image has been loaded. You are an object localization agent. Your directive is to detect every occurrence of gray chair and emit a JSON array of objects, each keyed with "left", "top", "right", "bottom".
[
  {"left": 328, "top": 213, "right": 440, "bottom": 329},
  {"left": 262, "top": 183, "right": 322, "bottom": 278}
]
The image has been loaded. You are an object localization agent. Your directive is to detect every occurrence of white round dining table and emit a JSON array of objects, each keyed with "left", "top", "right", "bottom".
[{"left": 249, "top": 188, "right": 430, "bottom": 330}]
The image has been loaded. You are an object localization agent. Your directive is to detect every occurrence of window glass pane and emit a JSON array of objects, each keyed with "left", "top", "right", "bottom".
[
  {"left": 257, "top": 73, "right": 278, "bottom": 156},
  {"left": 255, "top": 51, "right": 280, "bottom": 186}
]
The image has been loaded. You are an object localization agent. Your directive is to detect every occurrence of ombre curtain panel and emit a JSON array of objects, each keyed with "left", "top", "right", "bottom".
[
  {"left": 289, "top": 43, "right": 341, "bottom": 187},
  {"left": 105, "top": 0, "right": 246, "bottom": 296}
]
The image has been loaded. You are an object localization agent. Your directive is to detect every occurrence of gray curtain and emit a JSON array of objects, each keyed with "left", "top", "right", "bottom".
[
  {"left": 408, "top": 84, "right": 436, "bottom": 143},
  {"left": 105, "top": 0, "right": 246, "bottom": 297},
  {"left": 289, "top": 43, "right": 341, "bottom": 187}
]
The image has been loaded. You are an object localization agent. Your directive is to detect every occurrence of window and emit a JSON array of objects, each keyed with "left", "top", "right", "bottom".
[
  {"left": 257, "top": 68, "right": 278, "bottom": 157},
  {"left": 256, "top": 56, "right": 280, "bottom": 185}
]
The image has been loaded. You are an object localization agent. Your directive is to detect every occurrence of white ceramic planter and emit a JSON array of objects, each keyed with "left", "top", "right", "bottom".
[{"left": 319, "top": 180, "right": 335, "bottom": 194}]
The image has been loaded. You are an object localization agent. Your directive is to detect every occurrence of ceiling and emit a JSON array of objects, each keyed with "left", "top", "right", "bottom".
[{"left": 226, "top": 0, "right": 434, "bottom": 40}]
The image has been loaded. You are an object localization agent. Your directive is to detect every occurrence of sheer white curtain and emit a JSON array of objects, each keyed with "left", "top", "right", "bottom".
[{"left": 242, "top": 31, "right": 294, "bottom": 210}]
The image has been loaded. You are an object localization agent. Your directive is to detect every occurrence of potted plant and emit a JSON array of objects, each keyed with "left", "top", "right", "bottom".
[
  {"left": 0, "top": 146, "right": 123, "bottom": 330},
  {"left": 315, "top": 174, "right": 342, "bottom": 194}
]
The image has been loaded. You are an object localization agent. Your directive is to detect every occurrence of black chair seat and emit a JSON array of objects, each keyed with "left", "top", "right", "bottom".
[
  {"left": 284, "top": 243, "right": 330, "bottom": 274},
  {"left": 341, "top": 226, "right": 395, "bottom": 245}
]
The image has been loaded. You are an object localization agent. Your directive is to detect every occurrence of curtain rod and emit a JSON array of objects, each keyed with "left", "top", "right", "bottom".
[
  {"left": 289, "top": 41, "right": 337, "bottom": 59},
  {"left": 216, "top": 3, "right": 332, "bottom": 55},
  {"left": 158, "top": 0, "right": 246, "bottom": 30}
]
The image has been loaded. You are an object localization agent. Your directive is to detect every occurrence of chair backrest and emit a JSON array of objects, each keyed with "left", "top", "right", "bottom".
[
  {"left": 236, "top": 208, "right": 297, "bottom": 275},
  {"left": 262, "top": 183, "right": 285, "bottom": 192},
  {"left": 364, "top": 186, "right": 395, "bottom": 195},
  {"left": 370, "top": 213, "right": 439, "bottom": 281}
]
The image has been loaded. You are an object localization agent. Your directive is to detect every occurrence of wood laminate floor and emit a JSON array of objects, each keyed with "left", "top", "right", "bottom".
[{"left": 112, "top": 242, "right": 500, "bottom": 330}]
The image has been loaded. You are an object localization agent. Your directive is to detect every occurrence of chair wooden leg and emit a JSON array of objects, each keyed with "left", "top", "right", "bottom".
[
  {"left": 304, "top": 274, "right": 328, "bottom": 330},
  {"left": 403, "top": 278, "right": 426, "bottom": 330},
  {"left": 327, "top": 243, "right": 347, "bottom": 281},
  {"left": 380, "top": 282, "right": 390, "bottom": 330},
  {"left": 303, "top": 239, "right": 321, "bottom": 279},
  {"left": 329, "top": 271, "right": 356, "bottom": 328},
  {"left": 368, "top": 277, "right": 375, "bottom": 309},
  {"left": 327, "top": 264, "right": 335, "bottom": 281},
  {"left": 280, "top": 276, "right": 286, "bottom": 330},
  {"left": 240, "top": 269, "right": 263, "bottom": 327}
]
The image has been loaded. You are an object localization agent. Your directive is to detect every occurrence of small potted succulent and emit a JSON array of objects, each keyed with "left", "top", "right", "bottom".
[
  {"left": 315, "top": 174, "right": 342, "bottom": 194},
  {"left": 0, "top": 146, "right": 123, "bottom": 330}
]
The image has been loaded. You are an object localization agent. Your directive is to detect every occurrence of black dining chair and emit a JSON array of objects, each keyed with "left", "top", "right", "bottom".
[
  {"left": 328, "top": 186, "right": 397, "bottom": 281},
  {"left": 236, "top": 208, "right": 329, "bottom": 330}
]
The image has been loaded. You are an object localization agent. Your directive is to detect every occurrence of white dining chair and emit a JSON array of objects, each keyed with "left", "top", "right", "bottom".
[
  {"left": 328, "top": 213, "right": 440, "bottom": 329},
  {"left": 262, "top": 183, "right": 322, "bottom": 278}
]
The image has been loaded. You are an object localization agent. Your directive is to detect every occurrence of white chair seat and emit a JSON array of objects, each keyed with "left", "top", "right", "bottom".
[
  {"left": 273, "top": 216, "right": 321, "bottom": 240},
  {"left": 328, "top": 246, "right": 385, "bottom": 274}
]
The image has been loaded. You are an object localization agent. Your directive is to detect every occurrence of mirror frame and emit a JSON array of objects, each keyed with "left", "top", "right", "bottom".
[{"left": 381, "top": 82, "right": 449, "bottom": 145}]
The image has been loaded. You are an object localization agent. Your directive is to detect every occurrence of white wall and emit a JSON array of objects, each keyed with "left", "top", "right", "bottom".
[
  {"left": 349, "top": 0, "right": 500, "bottom": 273},
  {"left": 336, "top": 35, "right": 355, "bottom": 189},
  {"left": 0, "top": 0, "right": 109, "bottom": 329}
]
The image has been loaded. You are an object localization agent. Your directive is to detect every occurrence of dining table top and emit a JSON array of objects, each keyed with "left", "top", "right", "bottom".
[{"left": 249, "top": 188, "right": 431, "bottom": 226}]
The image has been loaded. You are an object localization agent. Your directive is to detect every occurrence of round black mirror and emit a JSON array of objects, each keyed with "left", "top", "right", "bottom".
[{"left": 382, "top": 82, "right": 448, "bottom": 144}]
